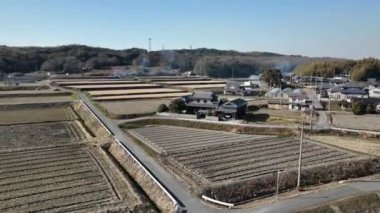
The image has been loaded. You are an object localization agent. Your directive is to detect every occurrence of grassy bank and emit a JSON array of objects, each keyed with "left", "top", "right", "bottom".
[{"left": 119, "top": 118, "right": 296, "bottom": 136}]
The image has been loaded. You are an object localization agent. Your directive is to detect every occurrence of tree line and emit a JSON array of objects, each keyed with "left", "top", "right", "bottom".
[
  {"left": 0, "top": 45, "right": 378, "bottom": 80},
  {"left": 294, "top": 58, "right": 380, "bottom": 80}
]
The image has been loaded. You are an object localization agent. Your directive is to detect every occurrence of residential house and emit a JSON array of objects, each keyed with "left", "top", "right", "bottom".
[
  {"left": 369, "top": 85, "right": 380, "bottom": 98},
  {"left": 182, "top": 91, "right": 248, "bottom": 119},
  {"left": 317, "top": 82, "right": 333, "bottom": 98},
  {"left": 183, "top": 91, "right": 219, "bottom": 113},
  {"left": 288, "top": 94, "right": 313, "bottom": 111},
  {"left": 328, "top": 82, "right": 368, "bottom": 102},
  {"left": 216, "top": 98, "right": 247, "bottom": 119}
]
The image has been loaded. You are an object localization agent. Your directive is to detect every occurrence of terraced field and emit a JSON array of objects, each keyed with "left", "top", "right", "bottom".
[
  {"left": 0, "top": 145, "right": 119, "bottom": 212},
  {"left": 98, "top": 99, "right": 172, "bottom": 117},
  {"left": 130, "top": 126, "right": 362, "bottom": 183},
  {"left": 0, "top": 107, "right": 77, "bottom": 125},
  {"left": 177, "top": 84, "right": 226, "bottom": 89},
  {"left": 130, "top": 125, "right": 267, "bottom": 154},
  {"left": 0, "top": 121, "right": 87, "bottom": 149},
  {"left": 67, "top": 83, "right": 160, "bottom": 91},
  {"left": 88, "top": 88, "right": 185, "bottom": 97},
  {"left": 157, "top": 80, "right": 225, "bottom": 85},
  {"left": 55, "top": 80, "right": 139, "bottom": 86},
  {"left": 92, "top": 92, "right": 191, "bottom": 101}
]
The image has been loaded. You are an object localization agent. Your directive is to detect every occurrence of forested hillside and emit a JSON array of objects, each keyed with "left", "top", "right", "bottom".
[
  {"left": 0, "top": 45, "right": 145, "bottom": 73},
  {"left": 0, "top": 45, "right": 378, "bottom": 80},
  {"left": 294, "top": 58, "right": 380, "bottom": 80}
]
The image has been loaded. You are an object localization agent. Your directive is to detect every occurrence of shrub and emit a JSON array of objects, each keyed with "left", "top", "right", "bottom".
[
  {"left": 157, "top": 104, "right": 169, "bottom": 113},
  {"left": 352, "top": 101, "right": 366, "bottom": 115},
  {"left": 168, "top": 98, "right": 186, "bottom": 113}
]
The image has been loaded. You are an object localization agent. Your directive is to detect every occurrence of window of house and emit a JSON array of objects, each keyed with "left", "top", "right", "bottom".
[
  {"left": 203, "top": 100, "right": 207, "bottom": 103},
  {"left": 197, "top": 99, "right": 200, "bottom": 103}
]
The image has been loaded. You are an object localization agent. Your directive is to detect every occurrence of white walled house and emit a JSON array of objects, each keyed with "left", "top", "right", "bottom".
[
  {"left": 288, "top": 94, "right": 313, "bottom": 111},
  {"left": 328, "top": 82, "right": 368, "bottom": 102},
  {"left": 369, "top": 86, "right": 380, "bottom": 98}
]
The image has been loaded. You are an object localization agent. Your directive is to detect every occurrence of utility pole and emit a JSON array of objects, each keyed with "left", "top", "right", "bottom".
[
  {"left": 275, "top": 170, "right": 284, "bottom": 201},
  {"left": 297, "top": 119, "right": 304, "bottom": 190},
  {"left": 310, "top": 94, "right": 314, "bottom": 133},
  {"left": 328, "top": 83, "right": 332, "bottom": 113},
  {"left": 148, "top": 38, "right": 151, "bottom": 52}
]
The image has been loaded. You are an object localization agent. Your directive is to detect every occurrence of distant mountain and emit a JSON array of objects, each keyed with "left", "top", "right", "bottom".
[{"left": 2, "top": 44, "right": 376, "bottom": 80}]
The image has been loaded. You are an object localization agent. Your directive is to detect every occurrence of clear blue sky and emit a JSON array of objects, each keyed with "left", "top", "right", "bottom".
[{"left": 1, "top": 0, "right": 379, "bottom": 59}]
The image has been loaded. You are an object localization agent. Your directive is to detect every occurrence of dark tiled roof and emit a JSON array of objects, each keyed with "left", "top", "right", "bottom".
[
  {"left": 340, "top": 88, "right": 368, "bottom": 95},
  {"left": 229, "top": 98, "right": 247, "bottom": 107},
  {"left": 341, "top": 81, "right": 368, "bottom": 88},
  {"left": 191, "top": 92, "right": 215, "bottom": 100},
  {"left": 186, "top": 102, "right": 218, "bottom": 109}
]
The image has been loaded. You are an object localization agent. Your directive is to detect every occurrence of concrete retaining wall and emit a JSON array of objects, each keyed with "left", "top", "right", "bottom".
[
  {"left": 72, "top": 100, "right": 112, "bottom": 138},
  {"left": 108, "top": 143, "right": 178, "bottom": 213}
]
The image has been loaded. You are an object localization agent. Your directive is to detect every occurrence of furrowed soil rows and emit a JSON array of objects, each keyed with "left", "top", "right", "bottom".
[
  {"left": 0, "top": 121, "right": 87, "bottom": 149},
  {"left": 130, "top": 125, "right": 267, "bottom": 154},
  {"left": 0, "top": 145, "right": 118, "bottom": 212},
  {"left": 130, "top": 125, "right": 364, "bottom": 183},
  {"left": 0, "top": 107, "right": 77, "bottom": 125}
]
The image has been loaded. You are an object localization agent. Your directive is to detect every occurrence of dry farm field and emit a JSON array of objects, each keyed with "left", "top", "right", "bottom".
[
  {"left": 129, "top": 126, "right": 362, "bottom": 183},
  {"left": 0, "top": 145, "right": 118, "bottom": 212},
  {"left": 331, "top": 112, "right": 380, "bottom": 131},
  {"left": 67, "top": 83, "right": 160, "bottom": 91},
  {"left": 127, "top": 125, "right": 378, "bottom": 202},
  {"left": 88, "top": 88, "right": 185, "bottom": 97},
  {"left": 0, "top": 107, "right": 77, "bottom": 125},
  {"left": 252, "top": 109, "right": 306, "bottom": 125},
  {"left": 0, "top": 96, "right": 72, "bottom": 105},
  {"left": 311, "top": 135, "right": 380, "bottom": 157},
  {"left": 0, "top": 104, "right": 157, "bottom": 212},
  {"left": 177, "top": 84, "right": 226, "bottom": 89},
  {"left": 0, "top": 121, "right": 87, "bottom": 149},
  {"left": 55, "top": 80, "right": 140, "bottom": 86},
  {"left": 98, "top": 99, "right": 172, "bottom": 117},
  {"left": 157, "top": 80, "right": 225, "bottom": 85},
  {"left": 92, "top": 92, "right": 191, "bottom": 101}
]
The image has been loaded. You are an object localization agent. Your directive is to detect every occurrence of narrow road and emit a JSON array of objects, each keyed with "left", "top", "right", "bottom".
[
  {"left": 314, "top": 110, "right": 330, "bottom": 130},
  {"left": 251, "top": 181, "right": 380, "bottom": 213},
  {"left": 79, "top": 93, "right": 380, "bottom": 212}
]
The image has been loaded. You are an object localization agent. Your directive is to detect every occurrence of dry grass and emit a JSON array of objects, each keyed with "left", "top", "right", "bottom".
[
  {"left": 98, "top": 99, "right": 172, "bottom": 116},
  {"left": 0, "top": 96, "right": 72, "bottom": 105},
  {"left": 92, "top": 92, "right": 191, "bottom": 101},
  {"left": 56, "top": 80, "right": 139, "bottom": 85},
  {"left": 158, "top": 80, "right": 225, "bottom": 85},
  {"left": 311, "top": 135, "right": 380, "bottom": 157},
  {"left": 89, "top": 88, "right": 184, "bottom": 96},
  {"left": 331, "top": 112, "right": 380, "bottom": 131},
  {"left": 67, "top": 84, "right": 159, "bottom": 89},
  {"left": 178, "top": 84, "right": 225, "bottom": 89},
  {"left": 0, "top": 107, "right": 77, "bottom": 125}
]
